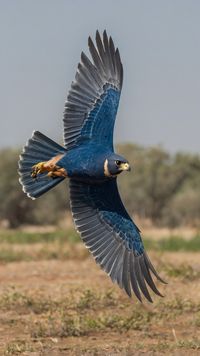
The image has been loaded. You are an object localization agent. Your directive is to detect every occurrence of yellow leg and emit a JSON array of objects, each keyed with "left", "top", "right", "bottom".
[
  {"left": 47, "top": 168, "right": 67, "bottom": 178},
  {"left": 31, "top": 155, "right": 67, "bottom": 179}
]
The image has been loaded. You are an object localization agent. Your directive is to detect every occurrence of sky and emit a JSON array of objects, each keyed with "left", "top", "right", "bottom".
[{"left": 0, "top": 0, "right": 200, "bottom": 153}]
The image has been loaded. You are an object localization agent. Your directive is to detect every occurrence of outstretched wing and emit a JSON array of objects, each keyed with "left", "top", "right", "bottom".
[
  {"left": 63, "top": 30, "right": 123, "bottom": 150},
  {"left": 69, "top": 179, "right": 166, "bottom": 302}
]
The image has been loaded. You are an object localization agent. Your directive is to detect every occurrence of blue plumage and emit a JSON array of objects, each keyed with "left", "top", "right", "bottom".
[
  {"left": 18, "top": 30, "right": 166, "bottom": 302},
  {"left": 18, "top": 131, "right": 66, "bottom": 199},
  {"left": 57, "top": 143, "right": 129, "bottom": 183},
  {"left": 80, "top": 87, "right": 120, "bottom": 149},
  {"left": 74, "top": 179, "right": 143, "bottom": 254},
  {"left": 58, "top": 142, "right": 108, "bottom": 180}
]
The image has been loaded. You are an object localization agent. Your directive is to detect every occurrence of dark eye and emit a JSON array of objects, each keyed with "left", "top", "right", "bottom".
[{"left": 115, "top": 160, "right": 121, "bottom": 166}]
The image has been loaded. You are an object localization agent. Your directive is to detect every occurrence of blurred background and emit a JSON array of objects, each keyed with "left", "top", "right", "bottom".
[
  {"left": 0, "top": 1, "right": 200, "bottom": 354},
  {"left": 0, "top": 0, "right": 199, "bottom": 230}
]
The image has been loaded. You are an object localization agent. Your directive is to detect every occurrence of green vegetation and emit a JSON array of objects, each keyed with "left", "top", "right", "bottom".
[
  {"left": 0, "top": 229, "right": 79, "bottom": 244},
  {"left": 31, "top": 310, "right": 153, "bottom": 338},
  {"left": 5, "top": 286, "right": 200, "bottom": 323},
  {"left": 163, "top": 263, "right": 200, "bottom": 280},
  {"left": 176, "top": 339, "right": 200, "bottom": 350},
  {"left": 144, "top": 234, "right": 200, "bottom": 252},
  {"left": 5, "top": 340, "right": 34, "bottom": 355},
  {"left": 0, "top": 144, "right": 199, "bottom": 228},
  {"left": 1, "top": 229, "right": 200, "bottom": 249},
  {"left": 1, "top": 286, "right": 200, "bottom": 349},
  {"left": 0, "top": 230, "right": 199, "bottom": 264}
]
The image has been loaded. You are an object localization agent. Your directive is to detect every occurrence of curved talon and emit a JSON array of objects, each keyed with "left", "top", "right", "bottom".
[{"left": 31, "top": 162, "right": 46, "bottom": 178}]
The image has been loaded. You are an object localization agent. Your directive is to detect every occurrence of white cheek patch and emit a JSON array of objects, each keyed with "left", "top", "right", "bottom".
[{"left": 104, "top": 159, "right": 112, "bottom": 177}]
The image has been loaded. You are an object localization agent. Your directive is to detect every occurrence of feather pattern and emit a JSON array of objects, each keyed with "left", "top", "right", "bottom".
[
  {"left": 18, "top": 131, "right": 66, "bottom": 199},
  {"left": 63, "top": 30, "right": 123, "bottom": 150},
  {"left": 69, "top": 179, "right": 166, "bottom": 302}
]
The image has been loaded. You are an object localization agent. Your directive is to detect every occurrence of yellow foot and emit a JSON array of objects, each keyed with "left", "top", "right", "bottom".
[
  {"left": 31, "top": 162, "right": 47, "bottom": 178},
  {"left": 31, "top": 155, "right": 67, "bottom": 179}
]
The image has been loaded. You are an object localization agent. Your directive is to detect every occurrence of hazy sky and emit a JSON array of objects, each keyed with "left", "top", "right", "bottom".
[{"left": 1, "top": 0, "right": 200, "bottom": 153}]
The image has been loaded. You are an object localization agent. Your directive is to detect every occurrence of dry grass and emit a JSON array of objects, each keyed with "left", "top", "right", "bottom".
[{"left": 0, "top": 229, "right": 200, "bottom": 355}]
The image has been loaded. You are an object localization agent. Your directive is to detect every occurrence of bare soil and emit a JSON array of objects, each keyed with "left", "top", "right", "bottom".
[{"left": 0, "top": 241, "right": 200, "bottom": 355}]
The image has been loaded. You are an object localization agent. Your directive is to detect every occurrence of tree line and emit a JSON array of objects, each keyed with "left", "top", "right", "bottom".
[{"left": 0, "top": 144, "right": 199, "bottom": 228}]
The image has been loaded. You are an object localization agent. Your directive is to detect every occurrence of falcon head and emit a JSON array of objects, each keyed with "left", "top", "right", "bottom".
[{"left": 104, "top": 154, "right": 131, "bottom": 177}]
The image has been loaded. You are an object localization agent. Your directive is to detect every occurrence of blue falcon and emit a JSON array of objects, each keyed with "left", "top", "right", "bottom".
[{"left": 18, "top": 31, "right": 165, "bottom": 302}]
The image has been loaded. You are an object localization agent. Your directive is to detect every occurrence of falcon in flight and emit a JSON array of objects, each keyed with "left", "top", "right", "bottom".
[{"left": 18, "top": 31, "right": 165, "bottom": 302}]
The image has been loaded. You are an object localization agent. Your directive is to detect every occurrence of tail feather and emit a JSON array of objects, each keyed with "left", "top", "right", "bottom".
[{"left": 18, "top": 131, "right": 66, "bottom": 199}]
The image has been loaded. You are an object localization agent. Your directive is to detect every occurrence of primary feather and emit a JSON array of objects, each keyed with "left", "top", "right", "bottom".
[
  {"left": 70, "top": 179, "right": 165, "bottom": 302},
  {"left": 63, "top": 30, "right": 123, "bottom": 150}
]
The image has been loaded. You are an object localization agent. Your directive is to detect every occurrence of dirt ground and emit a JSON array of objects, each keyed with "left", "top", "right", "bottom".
[{"left": 0, "top": 232, "right": 200, "bottom": 355}]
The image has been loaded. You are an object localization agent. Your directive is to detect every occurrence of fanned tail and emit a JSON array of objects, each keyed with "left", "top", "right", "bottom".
[{"left": 18, "top": 131, "right": 66, "bottom": 199}]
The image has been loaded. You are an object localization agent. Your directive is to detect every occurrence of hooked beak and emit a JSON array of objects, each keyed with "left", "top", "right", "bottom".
[{"left": 120, "top": 162, "right": 131, "bottom": 172}]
